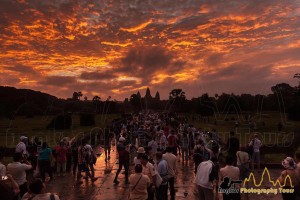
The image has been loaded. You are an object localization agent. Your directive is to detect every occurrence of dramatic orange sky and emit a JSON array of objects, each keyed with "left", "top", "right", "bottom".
[{"left": 1, "top": 0, "right": 300, "bottom": 100}]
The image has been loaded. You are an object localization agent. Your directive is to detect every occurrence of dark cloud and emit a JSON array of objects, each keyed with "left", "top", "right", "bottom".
[
  {"left": 1, "top": 0, "right": 300, "bottom": 99},
  {"left": 119, "top": 46, "right": 182, "bottom": 78},
  {"left": 80, "top": 71, "right": 117, "bottom": 80},
  {"left": 205, "top": 53, "right": 224, "bottom": 67},
  {"left": 39, "top": 76, "right": 77, "bottom": 86},
  {"left": 4, "top": 64, "right": 39, "bottom": 75}
]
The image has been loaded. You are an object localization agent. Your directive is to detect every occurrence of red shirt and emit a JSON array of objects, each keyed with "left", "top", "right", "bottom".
[{"left": 56, "top": 146, "right": 67, "bottom": 163}]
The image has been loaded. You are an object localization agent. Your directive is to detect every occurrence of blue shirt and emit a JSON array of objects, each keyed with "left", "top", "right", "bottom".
[{"left": 38, "top": 148, "right": 52, "bottom": 161}]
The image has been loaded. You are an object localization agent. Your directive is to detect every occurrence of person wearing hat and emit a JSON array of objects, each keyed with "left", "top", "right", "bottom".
[
  {"left": 16, "top": 136, "right": 28, "bottom": 157},
  {"left": 113, "top": 137, "right": 130, "bottom": 184},
  {"left": 134, "top": 147, "right": 145, "bottom": 166},
  {"left": 278, "top": 157, "right": 300, "bottom": 200}
]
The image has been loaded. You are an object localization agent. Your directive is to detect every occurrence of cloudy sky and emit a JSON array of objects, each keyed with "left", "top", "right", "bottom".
[{"left": 1, "top": 0, "right": 300, "bottom": 100}]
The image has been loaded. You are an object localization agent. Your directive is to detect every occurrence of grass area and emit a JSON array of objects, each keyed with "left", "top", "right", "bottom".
[
  {"left": 182, "top": 112, "right": 300, "bottom": 163},
  {"left": 0, "top": 114, "right": 120, "bottom": 148},
  {"left": 1, "top": 111, "right": 299, "bottom": 163},
  {"left": 183, "top": 112, "right": 300, "bottom": 145}
]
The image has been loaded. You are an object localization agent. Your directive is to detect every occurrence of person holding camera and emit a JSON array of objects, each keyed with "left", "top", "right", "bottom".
[{"left": 7, "top": 152, "right": 32, "bottom": 198}]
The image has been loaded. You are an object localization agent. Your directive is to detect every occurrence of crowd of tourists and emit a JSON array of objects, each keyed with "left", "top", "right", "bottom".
[{"left": 0, "top": 111, "right": 299, "bottom": 200}]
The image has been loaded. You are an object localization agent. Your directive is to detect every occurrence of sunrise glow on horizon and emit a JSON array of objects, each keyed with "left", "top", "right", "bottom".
[{"left": 1, "top": 0, "right": 300, "bottom": 100}]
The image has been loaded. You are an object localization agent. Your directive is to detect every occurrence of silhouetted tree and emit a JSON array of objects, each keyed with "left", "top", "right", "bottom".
[
  {"left": 72, "top": 92, "right": 79, "bottom": 100},
  {"left": 169, "top": 89, "right": 186, "bottom": 100},
  {"left": 92, "top": 96, "right": 101, "bottom": 113},
  {"left": 78, "top": 91, "right": 83, "bottom": 100}
]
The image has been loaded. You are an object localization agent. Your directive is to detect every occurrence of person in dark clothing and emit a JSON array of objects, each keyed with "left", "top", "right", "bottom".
[
  {"left": 113, "top": 137, "right": 130, "bottom": 184},
  {"left": 226, "top": 132, "right": 240, "bottom": 165},
  {"left": 66, "top": 143, "right": 72, "bottom": 172},
  {"left": 71, "top": 143, "right": 78, "bottom": 176}
]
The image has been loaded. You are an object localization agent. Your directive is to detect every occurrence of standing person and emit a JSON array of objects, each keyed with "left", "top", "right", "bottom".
[
  {"left": 236, "top": 147, "right": 250, "bottom": 180},
  {"left": 148, "top": 137, "right": 158, "bottom": 159},
  {"left": 71, "top": 142, "right": 78, "bottom": 176},
  {"left": 226, "top": 132, "right": 240, "bottom": 165},
  {"left": 0, "top": 174, "right": 20, "bottom": 200},
  {"left": 7, "top": 153, "right": 32, "bottom": 198},
  {"left": 140, "top": 154, "right": 157, "bottom": 200},
  {"left": 156, "top": 152, "right": 168, "bottom": 200},
  {"left": 249, "top": 134, "right": 262, "bottom": 172},
  {"left": 76, "top": 140, "right": 97, "bottom": 185},
  {"left": 38, "top": 142, "right": 53, "bottom": 182},
  {"left": 134, "top": 147, "right": 145, "bottom": 166},
  {"left": 104, "top": 128, "right": 113, "bottom": 163},
  {"left": 159, "top": 132, "right": 167, "bottom": 153},
  {"left": 16, "top": 136, "right": 28, "bottom": 158},
  {"left": 65, "top": 143, "right": 72, "bottom": 173},
  {"left": 113, "top": 137, "right": 130, "bottom": 184},
  {"left": 128, "top": 164, "right": 150, "bottom": 200},
  {"left": 180, "top": 132, "right": 189, "bottom": 164},
  {"left": 83, "top": 141, "right": 96, "bottom": 179},
  {"left": 219, "top": 156, "right": 241, "bottom": 200},
  {"left": 278, "top": 157, "right": 300, "bottom": 200},
  {"left": 0, "top": 152, "right": 6, "bottom": 177},
  {"left": 163, "top": 147, "right": 177, "bottom": 200},
  {"left": 21, "top": 179, "right": 60, "bottom": 200},
  {"left": 167, "top": 130, "right": 177, "bottom": 156},
  {"left": 55, "top": 142, "right": 67, "bottom": 177},
  {"left": 194, "top": 158, "right": 218, "bottom": 200}
]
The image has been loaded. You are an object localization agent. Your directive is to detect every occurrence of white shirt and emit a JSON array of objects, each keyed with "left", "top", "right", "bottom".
[
  {"left": 0, "top": 162, "right": 6, "bottom": 177},
  {"left": 134, "top": 157, "right": 141, "bottom": 165},
  {"left": 7, "top": 162, "right": 32, "bottom": 185},
  {"left": 250, "top": 138, "right": 262, "bottom": 153},
  {"left": 142, "top": 162, "right": 157, "bottom": 183},
  {"left": 162, "top": 153, "right": 177, "bottom": 177},
  {"left": 159, "top": 135, "right": 167, "bottom": 150},
  {"left": 16, "top": 142, "right": 26, "bottom": 154},
  {"left": 148, "top": 140, "right": 158, "bottom": 154},
  {"left": 195, "top": 160, "right": 214, "bottom": 189}
]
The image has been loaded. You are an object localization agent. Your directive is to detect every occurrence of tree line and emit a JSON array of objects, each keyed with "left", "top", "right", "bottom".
[{"left": 0, "top": 83, "right": 299, "bottom": 120}]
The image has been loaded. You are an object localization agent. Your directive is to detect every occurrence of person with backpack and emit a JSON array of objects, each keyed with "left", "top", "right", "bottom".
[
  {"left": 76, "top": 140, "right": 97, "bottom": 185},
  {"left": 83, "top": 141, "right": 97, "bottom": 179},
  {"left": 193, "top": 140, "right": 213, "bottom": 173},
  {"left": 195, "top": 157, "right": 218, "bottom": 200}
]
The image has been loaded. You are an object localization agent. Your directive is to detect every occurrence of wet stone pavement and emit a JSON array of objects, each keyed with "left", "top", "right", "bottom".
[{"left": 43, "top": 147, "right": 284, "bottom": 200}]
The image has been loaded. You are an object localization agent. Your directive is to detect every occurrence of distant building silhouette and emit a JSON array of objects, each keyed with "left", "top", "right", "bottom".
[
  {"left": 137, "top": 91, "right": 141, "bottom": 99},
  {"left": 145, "top": 87, "right": 152, "bottom": 100},
  {"left": 155, "top": 91, "right": 160, "bottom": 100}
]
